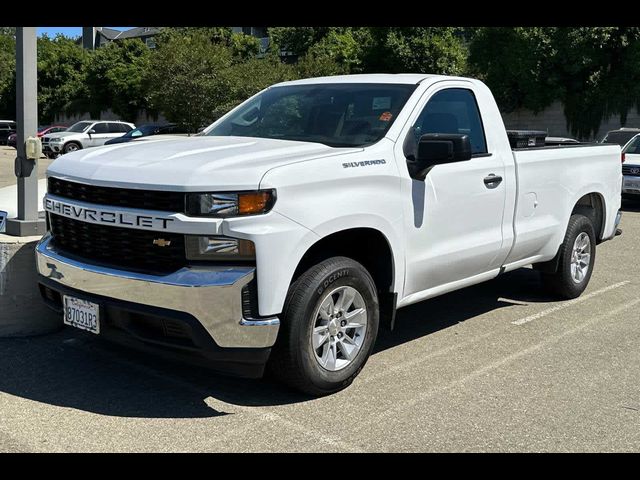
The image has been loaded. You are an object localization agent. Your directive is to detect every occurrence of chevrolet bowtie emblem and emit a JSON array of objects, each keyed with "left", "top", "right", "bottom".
[{"left": 153, "top": 238, "right": 172, "bottom": 247}]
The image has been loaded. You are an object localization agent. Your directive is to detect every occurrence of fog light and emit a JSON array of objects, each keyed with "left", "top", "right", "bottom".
[{"left": 185, "top": 236, "right": 255, "bottom": 261}]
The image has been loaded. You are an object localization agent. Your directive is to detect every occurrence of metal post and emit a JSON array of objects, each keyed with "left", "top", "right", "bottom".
[
  {"left": 6, "top": 27, "right": 45, "bottom": 237},
  {"left": 82, "top": 27, "right": 96, "bottom": 50}
]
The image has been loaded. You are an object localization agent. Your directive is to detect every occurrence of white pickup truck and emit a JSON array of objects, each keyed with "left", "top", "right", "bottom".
[{"left": 36, "top": 74, "right": 623, "bottom": 395}]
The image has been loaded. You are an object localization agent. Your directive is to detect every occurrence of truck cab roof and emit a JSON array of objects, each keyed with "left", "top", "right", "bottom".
[{"left": 274, "top": 73, "right": 477, "bottom": 87}]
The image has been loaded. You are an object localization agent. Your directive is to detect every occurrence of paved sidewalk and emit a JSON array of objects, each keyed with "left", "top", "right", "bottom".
[{"left": 0, "top": 146, "right": 52, "bottom": 189}]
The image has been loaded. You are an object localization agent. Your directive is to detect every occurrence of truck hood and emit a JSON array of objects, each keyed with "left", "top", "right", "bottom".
[{"left": 47, "top": 136, "right": 361, "bottom": 191}]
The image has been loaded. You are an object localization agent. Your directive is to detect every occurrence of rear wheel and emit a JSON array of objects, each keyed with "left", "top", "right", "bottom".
[
  {"left": 541, "top": 214, "right": 596, "bottom": 299},
  {"left": 269, "top": 256, "right": 379, "bottom": 396}
]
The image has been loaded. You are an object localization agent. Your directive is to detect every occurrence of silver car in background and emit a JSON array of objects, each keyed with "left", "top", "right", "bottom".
[{"left": 43, "top": 120, "right": 135, "bottom": 157}]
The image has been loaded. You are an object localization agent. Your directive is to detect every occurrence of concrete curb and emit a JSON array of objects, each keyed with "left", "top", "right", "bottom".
[{"left": 0, "top": 235, "right": 62, "bottom": 337}]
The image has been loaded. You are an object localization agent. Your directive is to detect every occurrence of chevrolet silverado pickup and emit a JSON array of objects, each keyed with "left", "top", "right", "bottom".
[{"left": 36, "top": 74, "right": 623, "bottom": 396}]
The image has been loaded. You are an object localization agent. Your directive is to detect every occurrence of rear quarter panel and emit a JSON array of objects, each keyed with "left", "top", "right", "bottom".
[{"left": 506, "top": 144, "right": 622, "bottom": 265}]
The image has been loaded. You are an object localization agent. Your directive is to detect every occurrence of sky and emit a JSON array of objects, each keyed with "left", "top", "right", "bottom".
[{"left": 37, "top": 27, "right": 132, "bottom": 38}]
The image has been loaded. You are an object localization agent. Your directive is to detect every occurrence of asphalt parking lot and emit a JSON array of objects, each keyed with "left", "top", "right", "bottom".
[{"left": 1, "top": 146, "right": 639, "bottom": 452}]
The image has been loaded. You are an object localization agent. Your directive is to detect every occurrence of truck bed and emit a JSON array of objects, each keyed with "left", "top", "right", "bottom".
[{"left": 505, "top": 143, "right": 622, "bottom": 267}]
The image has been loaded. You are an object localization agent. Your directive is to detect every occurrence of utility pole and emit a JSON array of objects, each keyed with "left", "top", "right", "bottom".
[
  {"left": 82, "top": 26, "right": 96, "bottom": 50},
  {"left": 6, "top": 27, "right": 44, "bottom": 236}
]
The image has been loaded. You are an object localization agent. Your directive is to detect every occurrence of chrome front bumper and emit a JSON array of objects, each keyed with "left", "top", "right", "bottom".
[{"left": 35, "top": 233, "right": 279, "bottom": 348}]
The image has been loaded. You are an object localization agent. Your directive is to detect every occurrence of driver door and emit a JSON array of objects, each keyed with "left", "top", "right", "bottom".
[
  {"left": 87, "top": 122, "right": 110, "bottom": 147},
  {"left": 400, "top": 85, "right": 508, "bottom": 297}
]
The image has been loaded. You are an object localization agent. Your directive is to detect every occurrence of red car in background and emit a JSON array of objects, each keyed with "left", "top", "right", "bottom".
[{"left": 6, "top": 125, "right": 68, "bottom": 149}]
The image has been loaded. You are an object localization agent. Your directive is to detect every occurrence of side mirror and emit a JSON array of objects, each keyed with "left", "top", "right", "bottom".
[
  {"left": 88, "top": 129, "right": 96, "bottom": 136},
  {"left": 408, "top": 133, "right": 472, "bottom": 180}
]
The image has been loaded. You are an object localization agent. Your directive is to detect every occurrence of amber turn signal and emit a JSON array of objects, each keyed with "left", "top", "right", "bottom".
[{"left": 238, "top": 191, "right": 275, "bottom": 215}]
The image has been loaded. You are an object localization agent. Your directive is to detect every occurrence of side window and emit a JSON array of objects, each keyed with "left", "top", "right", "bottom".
[
  {"left": 0, "top": 123, "right": 8, "bottom": 131},
  {"left": 624, "top": 136, "right": 640, "bottom": 155},
  {"left": 120, "top": 123, "right": 133, "bottom": 133},
  {"left": 92, "top": 123, "right": 109, "bottom": 134},
  {"left": 106, "top": 123, "right": 121, "bottom": 133},
  {"left": 413, "top": 88, "right": 488, "bottom": 155}
]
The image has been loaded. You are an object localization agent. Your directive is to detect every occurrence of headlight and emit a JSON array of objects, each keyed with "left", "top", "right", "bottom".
[
  {"left": 50, "top": 137, "right": 62, "bottom": 142},
  {"left": 185, "top": 235, "right": 256, "bottom": 261},
  {"left": 186, "top": 190, "right": 275, "bottom": 217}
]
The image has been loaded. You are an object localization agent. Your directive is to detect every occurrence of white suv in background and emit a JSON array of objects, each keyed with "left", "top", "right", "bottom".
[
  {"left": 44, "top": 120, "right": 135, "bottom": 156},
  {"left": 622, "top": 133, "right": 640, "bottom": 197}
]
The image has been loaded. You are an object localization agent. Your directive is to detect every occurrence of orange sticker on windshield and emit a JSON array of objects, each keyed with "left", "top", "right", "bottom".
[{"left": 379, "top": 112, "right": 393, "bottom": 121}]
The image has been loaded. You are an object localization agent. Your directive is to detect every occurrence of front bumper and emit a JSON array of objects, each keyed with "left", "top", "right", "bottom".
[
  {"left": 622, "top": 175, "right": 640, "bottom": 194},
  {"left": 35, "top": 233, "right": 280, "bottom": 350}
]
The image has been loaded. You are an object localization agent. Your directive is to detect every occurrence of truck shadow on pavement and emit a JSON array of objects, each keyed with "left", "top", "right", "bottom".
[{"left": 0, "top": 268, "right": 555, "bottom": 417}]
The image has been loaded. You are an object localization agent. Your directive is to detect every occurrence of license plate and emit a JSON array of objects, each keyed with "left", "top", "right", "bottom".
[
  {"left": 624, "top": 179, "right": 640, "bottom": 189},
  {"left": 63, "top": 296, "right": 100, "bottom": 334}
]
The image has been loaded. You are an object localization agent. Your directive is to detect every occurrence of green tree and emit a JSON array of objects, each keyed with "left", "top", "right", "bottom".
[
  {"left": 146, "top": 30, "right": 234, "bottom": 132},
  {"left": 306, "top": 28, "right": 365, "bottom": 73},
  {"left": 468, "top": 28, "right": 558, "bottom": 113},
  {"left": 469, "top": 27, "right": 640, "bottom": 138},
  {"left": 359, "top": 27, "right": 467, "bottom": 75},
  {"left": 158, "top": 27, "right": 261, "bottom": 61},
  {"left": 294, "top": 52, "right": 348, "bottom": 78},
  {"left": 268, "top": 27, "right": 332, "bottom": 57},
  {"left": 37, "top": 35, "right": 88, "bottom": 123},
  {"left": 555, "top": 27, "right": 640, "bottom": 138},
  {"left": 0, "top": 27, "right": 15, "bottom": 37},
  {"left": 229, "top": 32, "right": 261, "bottom": 61},
  {"left": 212, "top": 58, "right": 293, "bottom": 119},
  {"left": 85, "top": 39, "right": 151, "bottom": 121},
  {"left": 0, "top": 31, "right": 15, "bottom": 118}
]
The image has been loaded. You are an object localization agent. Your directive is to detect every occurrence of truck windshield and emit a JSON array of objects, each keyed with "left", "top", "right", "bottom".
[
  {"left": 67, "top": 121, "right": 93, "bottom": 133},
  {"left": 206, "top": 83, "right": 417, "bottom": 148}
]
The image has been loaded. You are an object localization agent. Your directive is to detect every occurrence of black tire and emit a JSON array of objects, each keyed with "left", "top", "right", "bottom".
[
  {"left": 63, "top": 142, "right": 81, "bottom": 154},
  {"left": 269, "top": 256, "right": 380, "bottom": 396},
  {"left": 541, "top": 214, "right": 596, "bottom": 299}
]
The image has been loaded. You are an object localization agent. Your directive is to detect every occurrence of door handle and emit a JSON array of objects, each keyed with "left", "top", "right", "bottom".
[{"left": 484, "top": 174, "right": 503, "bottom": 189}]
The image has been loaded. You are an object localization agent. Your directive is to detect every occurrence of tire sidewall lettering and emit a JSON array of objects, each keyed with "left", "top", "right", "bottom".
[{"left": 316, "top": 269, "right": 350, "bottom": 295}]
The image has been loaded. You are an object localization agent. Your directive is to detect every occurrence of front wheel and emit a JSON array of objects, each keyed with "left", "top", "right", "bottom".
[
  {"left": 541, "top": 213, "right": 596, "bottom": 299},
  {"left": 269, "top": 256, "right": 379, "bottom": 396},
  {"left": 63, "top": 142, "right": 80, "bottom": 154}
]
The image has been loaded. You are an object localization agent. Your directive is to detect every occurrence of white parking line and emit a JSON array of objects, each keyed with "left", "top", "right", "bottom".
[{"left": 511, "top": 281, "right": 630, "bottom": 326}]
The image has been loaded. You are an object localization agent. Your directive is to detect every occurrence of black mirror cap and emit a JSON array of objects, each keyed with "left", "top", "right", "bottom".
[
  {"left": 407, "top": 133, "right": 472, "bottom": 181},
  {"left": 417, "top": 133, "right": 472, "bottom": 164}
]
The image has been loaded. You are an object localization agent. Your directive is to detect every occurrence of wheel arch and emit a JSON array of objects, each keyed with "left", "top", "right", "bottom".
[
  {"left": 572, "top": 191, "right": 606, "bottom": 242},
  {"left": 291, "top": 227, "right": 396, "bottom": 296}
]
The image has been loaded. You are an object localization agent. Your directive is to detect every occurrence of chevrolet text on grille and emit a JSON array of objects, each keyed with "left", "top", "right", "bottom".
[{"left": 44, "top": 197, "right": 175, "bottom": 230}]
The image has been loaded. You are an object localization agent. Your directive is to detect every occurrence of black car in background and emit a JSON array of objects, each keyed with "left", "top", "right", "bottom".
[
  {"left": 104, "top": 123, "right": 180, "bottom": 145},
  {"left": 0, "top": 120, "right": 17, "bottom": 145},
  {"left": 600, "top": 128, "right": 640, "bottom": 147}
]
